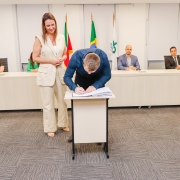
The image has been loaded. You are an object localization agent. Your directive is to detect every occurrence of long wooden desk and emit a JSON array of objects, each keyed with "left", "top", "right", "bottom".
[
  {"left": 0, "top": 72, "right": 42, "bottom": 110},
  {"left": 107, "top": 69, "right": 180, "bottom": 107},
  {"left": 0, "top": 70, "right": 180, "bottom": 110}
]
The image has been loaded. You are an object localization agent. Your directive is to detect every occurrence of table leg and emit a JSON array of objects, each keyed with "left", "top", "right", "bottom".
[
  {"left": 71, "top": 100, "right": 75, "bottom": 160},
  {"left": 105, "top": 99, "right": 109, "bottom": 158}
]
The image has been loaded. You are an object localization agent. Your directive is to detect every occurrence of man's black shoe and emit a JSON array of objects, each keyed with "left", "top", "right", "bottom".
[
  {"left": 68, "top": 135, "right": 72, "bottom": 143},
  {"left": 97, "top": 143, "right": 102, "bottom": 145}
]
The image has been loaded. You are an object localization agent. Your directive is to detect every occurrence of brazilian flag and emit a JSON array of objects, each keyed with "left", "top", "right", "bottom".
[{"left": 90, "top": 21, "right": 97, "bottom": 48}]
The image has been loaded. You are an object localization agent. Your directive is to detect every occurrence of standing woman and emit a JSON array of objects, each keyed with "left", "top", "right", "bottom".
[{"left": 33, "top": 13, "right": 69, "bottom": 137}]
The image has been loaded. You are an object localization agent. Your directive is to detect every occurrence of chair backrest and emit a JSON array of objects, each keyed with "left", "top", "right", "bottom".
[
  {"left": 164, "top": 55, "right": 175, "bottom": 69},
  {"left": 164, "top": 55, "right": 180, "bottom": 69},
  {"left": 164, "top": 55, "right": 171, "bottom": 60},
  {"left": 0, "top": 58, "right": 8, "bottom": 72},
  {"left": 117, "top": 57, "right": 119, "bottom": 68},
  {"left": 117, "top": 57, "right": 119, "bottom": 63}
]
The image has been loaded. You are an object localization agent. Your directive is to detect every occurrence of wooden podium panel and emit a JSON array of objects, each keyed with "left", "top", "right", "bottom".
[{"left": 73, "top": 99, "right": 106, "bottom": 143}]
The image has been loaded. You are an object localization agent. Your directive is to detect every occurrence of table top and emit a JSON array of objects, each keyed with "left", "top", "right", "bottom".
[
  {"left": 111, "top": 69, "right": 180, "bottom": 76},
  {"left": 0, "top": 72, "right": 37, "bottom": 78},
  {"left": 64, "top": 91, "right": 116, "bottom": 100},
  {"left": 1, "top": 69, "right": 180, "bottom": 79}
]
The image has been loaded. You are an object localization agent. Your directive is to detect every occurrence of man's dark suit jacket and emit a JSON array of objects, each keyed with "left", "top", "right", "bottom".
[{"left": 165, "top": 56, "right": 180, "bottom": 69}]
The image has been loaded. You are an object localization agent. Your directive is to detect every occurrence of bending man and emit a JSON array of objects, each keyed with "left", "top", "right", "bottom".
[{"left": 64, "top": 48, "right": 111, "bottom": 94}]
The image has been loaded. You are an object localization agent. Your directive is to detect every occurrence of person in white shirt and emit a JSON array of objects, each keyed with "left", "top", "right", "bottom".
[{"left": 165, "top": 46, "right": 180, "bottom": 69}]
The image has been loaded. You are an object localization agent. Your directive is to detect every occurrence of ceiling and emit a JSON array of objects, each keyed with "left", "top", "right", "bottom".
[{"left": 0, "top": 0, "right": 180, "bottom": 4}]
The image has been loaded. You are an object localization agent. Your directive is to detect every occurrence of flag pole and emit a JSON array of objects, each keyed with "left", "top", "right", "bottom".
[
  {"left": 113, "top": 13, "right": 115, "bottom": 26},
  {"left": 91, "top": 12, "right": 93, "bottom": 22},
  {"left": 66, "top": 13, "right": 68, "bottom": 33}
]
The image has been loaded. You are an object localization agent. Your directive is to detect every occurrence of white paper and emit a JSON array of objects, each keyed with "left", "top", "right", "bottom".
[{"left": 73, "top": 87, "right": 112, "bottom": 97}]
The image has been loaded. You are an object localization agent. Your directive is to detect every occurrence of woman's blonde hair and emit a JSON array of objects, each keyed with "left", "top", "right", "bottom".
[
  {"left": 42, "top": 13, "right": 57, "bottom": 43},
  {"left": 84, "top": 53, "right": 100, "bottom": 72}
]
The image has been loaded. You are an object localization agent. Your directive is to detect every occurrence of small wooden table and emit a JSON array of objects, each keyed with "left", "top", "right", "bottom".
[{"left": 64, "top": 91, "right": 115, "bottom": 160}]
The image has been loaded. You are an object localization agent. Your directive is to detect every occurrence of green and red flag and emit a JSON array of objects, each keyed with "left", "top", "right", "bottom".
[{"left": 64, "top": 20, "right": 73, "bottom": 68}]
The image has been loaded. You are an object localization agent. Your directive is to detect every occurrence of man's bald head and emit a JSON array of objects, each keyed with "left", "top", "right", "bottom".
[{"left": 125, "top": 45, "right": 132, "bottom": 56}]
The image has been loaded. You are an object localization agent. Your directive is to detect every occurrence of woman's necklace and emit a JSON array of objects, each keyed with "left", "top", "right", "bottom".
[{"left": 48, "top": 35, "right": 55, "bottom": 44}]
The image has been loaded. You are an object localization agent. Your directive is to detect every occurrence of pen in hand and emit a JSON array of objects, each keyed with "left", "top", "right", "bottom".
[{"left": 76, "top": 84, "right": 85, "bottom": 94}]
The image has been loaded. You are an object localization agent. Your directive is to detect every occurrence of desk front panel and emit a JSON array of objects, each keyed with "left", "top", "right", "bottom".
[
  {"left": 73, "top": 99, "right": 106, "bottom": 143},
  {"left": 108, "top": 70, "right": 180, "bottom": 107},
  {"left": 1, "top": 70, "right": 180, "bottom": 110}
]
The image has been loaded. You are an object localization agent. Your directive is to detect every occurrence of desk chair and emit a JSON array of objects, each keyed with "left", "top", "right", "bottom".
[
  {"left": 117, "top": 57, "right": 119, "bottom": 64},
  {"left": 164, "top": 55, "right": 180, "bottom": 69},
  {"left": 0, "top": 58, "right": 8, "bottom": 72},
  {"left": 164, "top": 56, "right": 171, "bottom": 69}
]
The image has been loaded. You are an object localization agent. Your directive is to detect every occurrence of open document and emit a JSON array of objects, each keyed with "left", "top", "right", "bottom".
[{"left": 73, "top": 87, "right": 112, "bottom": 97}]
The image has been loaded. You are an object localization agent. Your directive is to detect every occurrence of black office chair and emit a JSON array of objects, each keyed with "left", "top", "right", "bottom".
[
  {"left": 108, "top": 60, "right": 112, "bottom": 70},
  {"left": 0, "top": 58, "right": 8, "bottom": 72},
  {"left": 164, "top": 56, "right": 169, "bottom": 69},
  {"left": 164, "top": 55, "right": 180, "bottom": 69},
  {"left": 117, "top": 57, "right": 119, "bottom": 63},
  {"left": 117, "top": 57, "right": 119, "bottom": 69}
]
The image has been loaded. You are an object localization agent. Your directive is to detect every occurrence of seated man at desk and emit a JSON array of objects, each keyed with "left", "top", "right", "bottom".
[
  {"left": 64, "top": 48, "right": 111, "bottom": 94},
  {"left": 165, "top": 46, "right": 180, "bottom": 69},
  {"left": 0, "top": 61, "right": 4, "bottom": 73},
  {"left": 117, "top": 45, "right": 140, "bottom": 70}
]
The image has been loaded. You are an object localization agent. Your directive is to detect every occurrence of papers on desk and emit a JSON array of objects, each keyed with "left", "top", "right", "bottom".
[
  {"left": 73, "top": 87, "right": 112, "bottom": 97},
  {"left": 138, "top": 70, "right": 146, "bottom": 73}
]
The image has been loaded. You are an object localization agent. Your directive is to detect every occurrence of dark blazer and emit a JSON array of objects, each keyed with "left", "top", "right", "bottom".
[
  {"left": 165, "top": 56, "right": 180, "bottom": 69},
  {"left": 0, "top": 60, "right": 3, "bottom": 67}
]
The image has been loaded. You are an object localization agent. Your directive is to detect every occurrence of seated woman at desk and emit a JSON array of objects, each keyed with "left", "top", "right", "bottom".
[
  {"left": 26, "top": 52, "right": 39, "bottom": 72},
  {"left": 0, "top": 61, "right": 4, "bottom": 73}
]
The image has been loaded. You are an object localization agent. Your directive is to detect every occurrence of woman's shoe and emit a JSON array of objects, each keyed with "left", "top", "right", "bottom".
[
  {"left": 62, "top": 127, "right": 69, "bottom": 132},
  {"left": 47, "top": 132, "right": 55, "bottom": 137}
]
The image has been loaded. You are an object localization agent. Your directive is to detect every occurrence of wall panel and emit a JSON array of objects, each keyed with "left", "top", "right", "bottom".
[
  {"left": 116, "top": 4, "right": 147, "bottom": 69},
  {"left": 50, "top": 4, "right": 84, "bottom": 52},
  {"left": 17, "top": 4, "right": 49, "bottom": 63}
]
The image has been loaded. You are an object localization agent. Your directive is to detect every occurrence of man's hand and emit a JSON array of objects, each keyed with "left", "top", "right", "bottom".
[
  {"left": 86, "top": 86, "right": 96, "bottom": 93},
  {"left": 126, "top": 67, "right": 130, "bottom": 71},
  {"left": 177, "top": 65, "right": 180, "bottom": 70},
  {"left": 75, "top": 87, "right": 85, "bottom": 94},
  {"left": 129, "top": 66, "right": 136, "bottom": 71}
]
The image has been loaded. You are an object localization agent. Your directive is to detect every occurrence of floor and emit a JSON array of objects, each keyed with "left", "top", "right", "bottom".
[{"left": 1, "top": 106, "right": 180, "bottom": 180}]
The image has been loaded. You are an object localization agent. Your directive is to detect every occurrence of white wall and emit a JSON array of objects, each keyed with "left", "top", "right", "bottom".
[
  {"left": 0, "top": 5, "right": 20, "bottom": 71},
  {"left": 50, "top": 4, "right": 84, "bottom": 52},
  {"left": 1, "top": 3, "right": 180, "bottom": 71},
  {"left": 17, "top": 4, "right": 49, "bottom": 63},
  {"left": 51, "top": 4, "right": 114, "bottom": 60},
  {"left": 1, "top": 0, "right": 180, "bottom": 4},
  {"left": 148, "top": 3, "right": 179, "bottom": 60},
  {"left": 116, "top": 4, "right": 147, "bottom": 69},
  {"left": 84, "top": 5, "right": 114, "bottom": 59},
  {"left": 177, "top": 4, "right": 180, "bottom": 54}
]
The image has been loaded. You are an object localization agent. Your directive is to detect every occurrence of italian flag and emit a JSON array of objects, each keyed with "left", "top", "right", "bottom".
[{"left": 64, "top": 22, "right": 73, "bottom": 68}]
